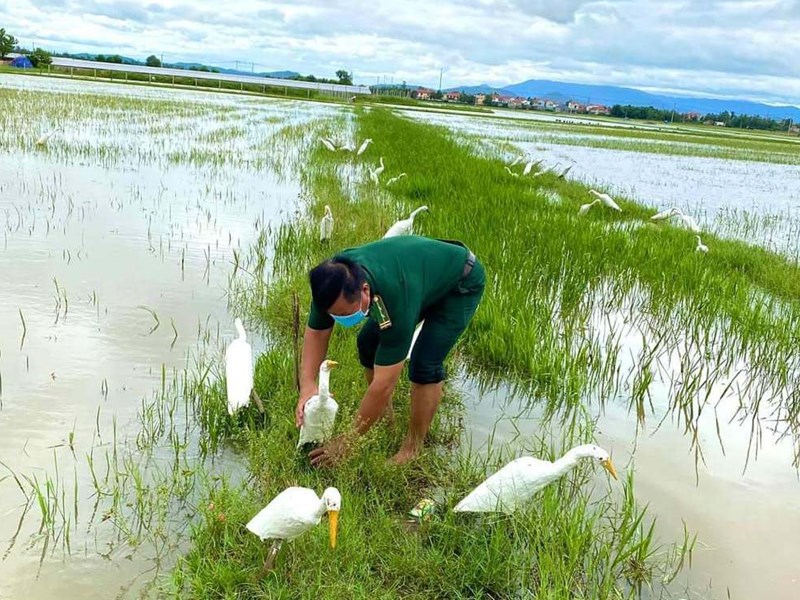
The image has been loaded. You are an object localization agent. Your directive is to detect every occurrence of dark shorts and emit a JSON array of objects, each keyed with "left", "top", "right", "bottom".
[{"left": 357, "top": 258, "right": 486, "bottom": 384}]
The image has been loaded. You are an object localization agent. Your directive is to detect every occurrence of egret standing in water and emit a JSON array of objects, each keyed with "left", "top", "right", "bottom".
[
  {"left": 225, "top": 318, "right": 264, "bottom": 415},
  {"left": 246, "top": 486, "right": 341, "bottom": 572},
  {"left": 297, "top": 360, "right": 339, "bottom": 448},
  {"left": 383, "top": 206, "right": 429, "bottom": 238},
  {"left": 319, "top": 205, "right": 334, "bottom": 243},
  {"left": 454, "top": 444, "right": 618, "bottom": 513},
  {"left": 588, "top": 189, "right": 622, "bottom": 211},
  {"left": 36, "top": 126, "right": 60, "bottom": 147}
]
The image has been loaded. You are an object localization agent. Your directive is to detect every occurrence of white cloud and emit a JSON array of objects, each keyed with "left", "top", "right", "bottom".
[{"left": 3, "top": 0, "right": 799, "bottom": 104}]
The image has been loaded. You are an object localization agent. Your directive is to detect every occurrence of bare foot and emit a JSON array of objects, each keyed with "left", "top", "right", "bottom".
[{"left": 388, "top": 444, "right": 420, "bottom": 465}]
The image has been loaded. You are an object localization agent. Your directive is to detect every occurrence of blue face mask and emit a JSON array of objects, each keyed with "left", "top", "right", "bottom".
[{"left": 330, "top": 295, "right": 369, "bottom": 328}]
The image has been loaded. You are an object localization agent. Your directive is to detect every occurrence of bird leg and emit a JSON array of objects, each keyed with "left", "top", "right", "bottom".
[
  {"left": 258, "top": 539, "right": 283, "bottom": 576},
  {"left": 250, "top": 389, "right": 265, "bottom": 414}
]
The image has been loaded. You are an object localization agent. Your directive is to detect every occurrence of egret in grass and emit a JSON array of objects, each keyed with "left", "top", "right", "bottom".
[
  {"left": 356, "top": 138, "right": 373, "bottom": 156},
  {"left": 588, "top": 189, "right": 622, "bottom": 211},
  {"left": 454, "top": 444, "right": 618, "bottom": 513},
  {"left": 650, "top": 207, "right": 682, "bottom": 221},
  {"left": 246, "top": 486, "right": 341, "bottom": 572},
  {"left": 522, "top": 159, "right": 542, "bottom": 176},
  {"left": 678, "top": 212, "right": 701, "bottom": 233},
  {"left": 386, "top": 173, "right": 407, "bottom": 186},
  {"left": 36, "top": 126, "right": 60, "bottom": 147},
  {"left": 384, "top": 205, "right": 429, "bottom": 238},
  {"left": 319, "top": 205, "right": 334, "bottom": 243},
  {"left": 320, "top": 137, "right": 337, "bottom": 152},
  {"left": 225, "top": 318, "right": 264, "bottom": 415},
  {"left": 578, "top": 199, "right": 600, "bottom": 216},
  {"left": 368, "top": 157, "right": 385, "bottom": 185},
  {"left": 504, "top": 166, "right": 519, "bottom": 178},
  {"left": 508, "top": 155, "right": 523, "bottom": 167},
  {"left": 696, "top": 235, "right": 709, "bottom": 253},
  {"left": 558, "top": 165, "right": 573, "bottom": 179},
  {"left": 298, "top": 360, "right": 339, "bottom": 448}
]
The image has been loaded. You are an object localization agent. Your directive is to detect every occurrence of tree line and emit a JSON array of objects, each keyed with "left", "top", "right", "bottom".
[{"left": 609, "top": 104, "right": 794, "bottom": 131}]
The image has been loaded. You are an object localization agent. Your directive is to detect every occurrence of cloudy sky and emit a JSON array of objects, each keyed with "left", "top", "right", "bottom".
[{"left": 3, "top": 0, "right": 800, "bottom": 104}]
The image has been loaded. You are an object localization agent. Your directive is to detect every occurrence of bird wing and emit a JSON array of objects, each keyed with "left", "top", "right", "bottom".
[
  {"left": 454, "top": 457, "right": 553, "bottom": 513},
  {"left": 246, "top": 487, "right": 321, "bottom": 541},
  {"left": 298, "top": 395, "right": 339, "bottom": 446},
  {"left": 319, "top": 215, "right": 333, "bottom": 240},
  {"left": 225, "top": 339, "right": 253, "bottom": 414}
]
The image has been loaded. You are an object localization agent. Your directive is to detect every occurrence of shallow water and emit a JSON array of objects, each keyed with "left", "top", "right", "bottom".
[
  {"left": 417, "top": 100, "right": 800, "bottom": 598},
  {"left": 405, "top": 109, "right": 800, "bottom": 259},
  {"left": 0, "top": 75, "right": 339, "bottom": 596}
]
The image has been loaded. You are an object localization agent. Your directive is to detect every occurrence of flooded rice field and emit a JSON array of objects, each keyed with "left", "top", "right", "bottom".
[
  {"left": 406, "top": 109, "right": 800, "bottom": 259},
  {"left": 0, "top": 74, "right": 339, "bottom": 597},
  {"left": 2, "top": 74, "right": 800, "bottom": 599}
]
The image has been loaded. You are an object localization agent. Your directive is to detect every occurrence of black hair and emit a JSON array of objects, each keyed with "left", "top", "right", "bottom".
[{"left": 309, "top": 256, "right": 366, "bottom": 311}]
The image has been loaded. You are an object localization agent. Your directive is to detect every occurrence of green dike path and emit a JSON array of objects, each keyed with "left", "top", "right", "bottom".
[{"left": 171, "top": 107, "right": 800, "bottom": 598}]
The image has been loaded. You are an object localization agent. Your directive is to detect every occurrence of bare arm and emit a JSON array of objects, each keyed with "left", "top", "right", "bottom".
[
  {"left": 309, "top": 361, "right": 404, "bottom": 467},
  {"left": 295, "top": 326, "right": 333, "bottom": 426},
  {"left": 352, "top": 362, "right": 404, "bottom": 435}
]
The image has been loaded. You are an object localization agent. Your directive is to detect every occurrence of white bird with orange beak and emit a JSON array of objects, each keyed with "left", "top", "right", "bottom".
[
  {"left": 298, "top": 359, "right": 339, "bottom": 447},
  {"left": 454, "top": 444, "right": 618, "bottom": 514},
  {"left": 246, "top": 486, "right": 341, "bottom": 572}
]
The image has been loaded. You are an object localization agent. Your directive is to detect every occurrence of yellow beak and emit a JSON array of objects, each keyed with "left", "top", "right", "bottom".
[
  {"left": 328, "top": 510, "right": 339, "bottom": 548},
  {"left": 602, "top": 458, "right": 618, "bottom": 480},
  {"left": 325, "top": 360, "right": 339, "bottom": 369}
]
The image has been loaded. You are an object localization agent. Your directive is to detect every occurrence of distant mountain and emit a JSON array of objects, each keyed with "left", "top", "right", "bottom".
[
  {"left": 447, "top": 78, "right": 800, "bottom": 120},
  {"left": 450, "top": 84, "right": 516, "bottom": 96}
]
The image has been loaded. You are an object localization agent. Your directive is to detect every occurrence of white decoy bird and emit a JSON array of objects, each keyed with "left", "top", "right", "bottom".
[
  {"left": 356, "top": 138, "right": 373, "bottom": 156},
  {"left": 588, "top": 189, "right": 622, "bottom": 211},
  {"left": 695, "top": 235, "right": 709, "bottom": 253},
  {"left": 246, "top": 486, "right": 341, "bottom": 572},
  {"left": 386, "top": 173, "right": 407, "bottom": 186},
  {"left": 35, "top": 126, "right": 60, "bottom": 147},
  {"left": 383, "top": 205, "right": 429, "bottom": 238},
  {"left": 368, "top": 157, "right": 385, "bottom": 185},
  {"left": 319, "top": 205, "right": 334, "bottom": 243},
  {"left": 225, "top": 318, "right": 263, "bottom": 415},
  {"left": 454, "top": 444, "right": 618, "bottom": 514},
  {"left": 578, "top": 199, "right": 600, "bottom": 216},
  {"left": 298, "top": 360, "right": 339, "bottom": 447},
  {"left": 504, "top": 166, "right": 519, "bottom": 178},
  {"left": 320, "top": 137, "right": 337, "bottom": 152}
]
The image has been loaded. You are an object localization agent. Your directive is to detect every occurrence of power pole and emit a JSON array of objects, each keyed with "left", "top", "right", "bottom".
[{"left": 438, "top": 67, "right": 443, "bottom": 91}]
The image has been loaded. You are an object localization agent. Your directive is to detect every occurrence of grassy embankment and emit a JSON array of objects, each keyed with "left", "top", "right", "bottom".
[{"left": 169, "top": 109, "right": 717, "bottom": 598}]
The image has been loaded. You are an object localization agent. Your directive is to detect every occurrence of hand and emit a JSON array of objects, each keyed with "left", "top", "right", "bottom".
[
  {"left": 295, "top": 387, "right": 318, "bottom": 427},
  {"left": 309, "top": 434, "right": 351, "bottom": 468}
]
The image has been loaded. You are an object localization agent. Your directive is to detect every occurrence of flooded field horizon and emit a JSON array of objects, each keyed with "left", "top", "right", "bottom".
[{"left": 2, "top": 74, "right": 799, "bottom": 599}]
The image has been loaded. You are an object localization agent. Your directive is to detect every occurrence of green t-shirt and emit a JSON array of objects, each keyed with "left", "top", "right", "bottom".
[{"left": 308, "top": 236, "right": 470, "bottom": 365}]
